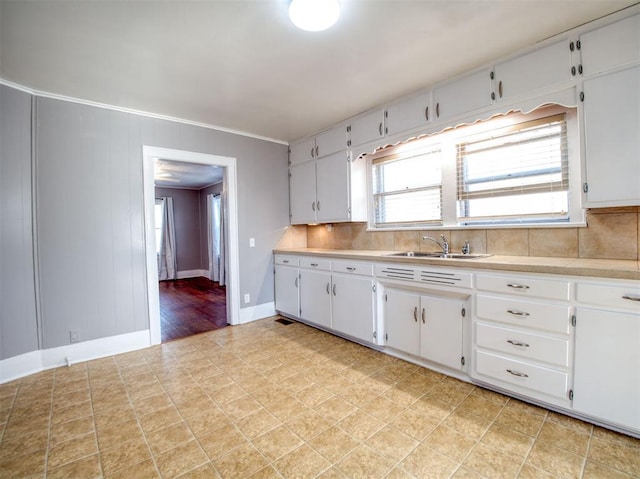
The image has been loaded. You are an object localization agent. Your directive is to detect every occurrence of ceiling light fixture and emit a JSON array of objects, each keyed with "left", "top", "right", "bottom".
[{"left": 289, "top": 0, "right": 340, "bottom": 32}]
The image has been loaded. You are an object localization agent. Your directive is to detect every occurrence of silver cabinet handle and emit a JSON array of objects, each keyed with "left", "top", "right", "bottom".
[
  {"left": 332, "top": 284, "right": 336, "bottom": 296},
  {"left": 316, "top": 201, "right": 320, "bottom": 211},
  {"left": 507, "top": 283, "right": 530, "bottom": 289},
  {"left": 282, "top": 259, "right": 289, "bottom": 264},
  {"left": 311, "top": 146, "right": 315, "bottom": 158},
  {"left": 326, "top": 283, "right": 330, "bottom": 294},
  {"left": 413, "top": 306, "right": 418, "bottom": 322},
  {"left": 507, "top": 309, "right": 530, "bottom": 317},
  {"left": 506, "top": 369, "right": 529, "bottom": 378},
  {"left": 315, "top": 145, "right": 319, "bottom": 157},
  {"left": 346, "top": 266, "right": 356, "bottom": 271},
  {"left": 622, "top": 295, "right": 640, "bottom": 302},
  {"left": 311, "top": 201, "right": 316, "bottom": 211},
  {"left": 294, "top": 277, "right": 298, "bottom": 287},
  {"left": 421, "top": 308, "right": 425, "bottom": 324},
  {"left": 507, "top": 339, "right": 530, "bottom": 348},
  {"left": 310, "top": 263, "right": 318, "bottom": 267},
  {"left": 378, "top": 122, "right": 383, "bottom": 136},
  {"left": 424, "top": 106, "right": 429, "bottom": 121}
]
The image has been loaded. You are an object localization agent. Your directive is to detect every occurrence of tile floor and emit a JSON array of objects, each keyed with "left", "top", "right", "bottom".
[{"left": 1, "top": 318, "right": 639, "bottom": 479}]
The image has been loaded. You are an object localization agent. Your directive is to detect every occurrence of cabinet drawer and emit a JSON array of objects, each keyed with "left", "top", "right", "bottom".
[
  {"left": 475, "top": 350, "right": 569, "bottom": 401},
  {"left": 476, "top": 295, "right": 570, "bottom": 334},
  {"left": 576, "top": 282, "right": 640, "bottom": 313},
  {"left": 476, "top": 322, "right": 570, "bottom": 367},
  {"left": 476, "top": 273, "right": 570, "bottom": 300},
  {"left": 300, "top": 257, "right": 331, "bottom": 271},
  {"left": 275, "top": 255, "right": 300, "bottom": 266},
  {"left": 332, "top": 261, "right": 373, "bottom": 276}
]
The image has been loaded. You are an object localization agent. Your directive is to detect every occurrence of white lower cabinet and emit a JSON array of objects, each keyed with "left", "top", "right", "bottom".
[
  {"left": 299, "top": 268, "right": 332, "bottom": 330},
  {"left": 572, "top": 279, "right": 640, "bottom": 434},
  {"left": 385, "top": 288, "right": 466, "bottom": 370},
  {"left": 331, "top": 272, "right": 377, "bottom": 344},
  {"left": 472, "top": 272, "right": 572, "bottom": 407},
  {"left": 274, "top": 257, "right": 300, "bottom": 318}
]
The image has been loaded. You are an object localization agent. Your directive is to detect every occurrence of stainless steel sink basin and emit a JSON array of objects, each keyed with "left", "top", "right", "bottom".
[{"left": 387, "top": 251, "right": 491, "bottom": 259}]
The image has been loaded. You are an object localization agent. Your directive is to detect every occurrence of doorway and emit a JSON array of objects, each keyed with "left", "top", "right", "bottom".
[{"left": 143, "top": 146, "right": 241, "bottom": 345}]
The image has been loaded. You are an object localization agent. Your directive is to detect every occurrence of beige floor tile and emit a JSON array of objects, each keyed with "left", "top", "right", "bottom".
[
  {"left": 525, "top": 441, "right": 585, "bottom": 479},
  {"left": 308, "top": 425, "right": 360, "bottom": 463},
  {"left": 273, "top": 444, "right": 332, "bottom": 478},
  {"left": 100, "top": 437, "right": 151, "bottom": 476},
  {"left": 49, "top": 416, "right": 95, "bottom": 446},
  {"left": 175, "top": 463, "right": 221, "bottom": 479},
  {"left": 207, "top": 383, "right": 248, "bottom": 405},
  {"left": 314, "top": 396, "right": 358, "bottom": 423},
  {"left": 47, "top": 453, "right": 102, "bottom": 479},
  {"left": 427, "top": 377, "right": 474, "bottom": 406},
  {"left": 51, "top": 399, "right": 94, "bottom": 425},
  {"left": 456, "top": 393, "right": 504, "bottom": 421},
  {"left": 296, "top": 383, "right": 335, "bottom": 407},
  {"left": 198, "top": 423, "right": 249, "bottom": 460},
  {"left": 583, "top": 460, "right": 637, "bottom": 479},
  {"left": 462, "top": 442, "right": 522, "bottom": 479},
  {"left": 0, "top": 447, "right": 47, "bottom": 478},
  {"left": 252, "top": 424, "right": 304, "bottom": 462},
  {"left": 365, "top": 425, "right": 419, "bottom": 462},
  {"left": 409, "top": 394, "right": 455, "bottom": 423},
  {"left": 537, "top": 420, "right": 590, "bottom": 457},
  {"left": 221, "top": 396, "right": 262, "bottom": 421},
  {"left": 423, "top": 424, "right": 477, "bottom": 462},
  {"left": 145, "top": 421, "right": 194, "bottom": 456},
  {"left": 517, "top": 463, "right": 557, "bottom": 479},
  {"left": 47, "top": 432, "right": 98, "bottom": 470},
  {"left": 174, "top": 393, "right": 218, "bottom": 419},
  {"left": 133, "top": 392, "right": 174, "bottom": 417},
  {"left": 247, "top": 465, "right": 281, "bottom": 478},
  {"left": 94, "top": 403, "right": 137, "bottom": 428},
  {"left": 494, "top": 403, "right": 545, "bottom": 437},
  {"left": 400, "top": 443, "right": 459, "bottom": 479},
  {"left": 139, "top": 405, "right": 183, "bottom": 434},
  {"left": 337, "top": 444, "right": 395, "bottom": 479},
  {"left": 212, "top": 443, "right": 268, "bottom": 479},
  {"left": 546, "top": 411, "right": 593, "bottom": 435},
  {"left": 361, "top": 395, "right": 405, "bottom": 423},
  {"left": 442, "top": 409, "right": 491, "bottom": 440},
  {"left": 185, "top": 405, "right": 231, "bottom": 438},
  {"left": 451, "top": 465, "right": 485, "bottom": 478},
  {"left": 96, "top": 418, "right": 144, "bottom": 450},
  {"left": 480, "top": 423, "right": 534, "bottom": 460},
  {"left": 155, "top": 440, "right": 209, "bottom": 478},
  {"left": 286, "top": 409, "right": 333, "bottom": 441},
  {"left": 391, "top": 406, "right": 440, "bottom": 442},
  {"left": 236, "top": 408, "right": 282, "bottom": 440},
  {"left": 265, "top": 396, "right": 310, "bottom": 422},
  {"left": 588, "top": 435, "right": 640, "bottom": 477}
]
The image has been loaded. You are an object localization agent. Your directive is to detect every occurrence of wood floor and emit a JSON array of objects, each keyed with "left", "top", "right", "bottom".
[{"left": 159, "top": 277, "right": 227, "bottom": 342}]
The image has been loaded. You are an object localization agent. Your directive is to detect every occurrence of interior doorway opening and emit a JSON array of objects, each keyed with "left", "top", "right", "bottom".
[{"left": 143, "top": 147, "right": 241, "bottom": 345}]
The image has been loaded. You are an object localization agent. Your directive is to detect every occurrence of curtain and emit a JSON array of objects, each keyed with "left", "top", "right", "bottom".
[
  {"left": 207, "top": 193, "right": 226, "bottom": 286},
  {"left": 158, "top": 197, "right": 177, "bottom": 281}
]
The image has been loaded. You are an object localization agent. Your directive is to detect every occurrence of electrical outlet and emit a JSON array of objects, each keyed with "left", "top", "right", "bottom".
[
  {"left": 243, "top": 293, "right": 250, "bottom": 304},
  {"left": 69, "top": 329, "right": 81, "bottom": 343},
  {"left": 249, "top": 238, "right": 255, "bottom": 247}
]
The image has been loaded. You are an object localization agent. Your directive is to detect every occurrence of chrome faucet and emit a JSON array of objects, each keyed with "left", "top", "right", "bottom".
[{"left": 422, "top": 234, "right": 450, "bottom": 254}]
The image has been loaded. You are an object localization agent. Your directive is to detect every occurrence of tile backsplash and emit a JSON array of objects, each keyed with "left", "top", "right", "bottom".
[{"left": 295, "top": 207, "right": 639, "bottom": 261}]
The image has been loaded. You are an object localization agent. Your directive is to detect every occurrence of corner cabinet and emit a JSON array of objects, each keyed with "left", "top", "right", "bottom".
[
  {"left": 573, "top": 279, "right": 640, "bottom": 434},
  {"left": 578, "top": 12, "right": 640, "bottom": 207}
]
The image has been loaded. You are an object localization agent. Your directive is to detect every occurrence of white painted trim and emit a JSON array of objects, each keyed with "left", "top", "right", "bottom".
[
  {"left": 0, "top": 78, "right": 288, "bottom": 146},
  {"left": 0, "top": 330, "right": 151, "bottom": 384},
  {"left": 238, "top": 302, "right": 277, "bottom": 325},
  {"left": 143, "top": 147, "right": 241, "bottom": 345},
  {"left": 177, "top": 269, "right": 209, "bottom": 279}
]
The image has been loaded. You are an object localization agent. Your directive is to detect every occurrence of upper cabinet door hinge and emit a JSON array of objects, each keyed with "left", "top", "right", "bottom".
[
  {"left": 580, "top": 91, "right": 585, "bottom": 102},
  {"left": 569, "top": 389, "right": 574, "bottom": 400},
  {"left": 461, "top": 356, "right": 466, "bottom": 367},
  {"left": 372, "top": 284, "right": 377, "bottom": 293},
  {"left": 373, "top": 331, "right": 377, "bottom": 339},
  {"left": 461, "top": 307, "right": 466, "bottom": 318},
  {"left": 583, "top": 183, "right": 589, "bottom": 193}
]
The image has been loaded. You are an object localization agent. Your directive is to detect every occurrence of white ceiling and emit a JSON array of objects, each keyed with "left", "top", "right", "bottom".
[
  {"left": 0, "top": 1, "right": 636, "bottom": 143},
  {"left": 154, "top": 159, "right": 223, "bottom": 189}
]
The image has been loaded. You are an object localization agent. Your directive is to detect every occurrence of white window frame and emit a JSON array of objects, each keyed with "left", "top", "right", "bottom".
[{"left": 366, "top": 105, "right": 584, "bottom": 230}]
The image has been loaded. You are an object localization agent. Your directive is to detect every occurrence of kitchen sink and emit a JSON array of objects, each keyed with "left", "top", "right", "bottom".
[{"left": 387, "top": 251, "right": 492, "bottom": 259}]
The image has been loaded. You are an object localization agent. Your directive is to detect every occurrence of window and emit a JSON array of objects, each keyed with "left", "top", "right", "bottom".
[
  {"left": 372, "top": 144, "right": 442, "bottom": 227},
  {"left": 457, "top": 114, "right": 569, "bottom": 224},
  {"left": 155, "top": 199, "right": 164, "bottom": 254},
  {"left": 368, "top": 106, "right": 580, "bottom": 230}
]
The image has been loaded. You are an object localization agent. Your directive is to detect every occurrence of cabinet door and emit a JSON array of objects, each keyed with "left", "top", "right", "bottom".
[
  {"left": 582, "top": 65, "right": 640, "bottom": 206},
  {"left": 316, "top": 151, "right": 350, "bottom": 223},
  {"left": 573, "top": 308, "right": 640, "bottom": 432},
  {"left": 275, "top": 265, "right": 299, "bottom": 317},
  {"left": 579, "top": 13, "right": 640, "bottom": 76},
  {"left": 289, "top": 161, "right": 317, "bottom": 224},
  {"left": 300, "top": 269, "right": 332, "bottom": 329},
  {"left": 420, "top": 295, "right": 464, "bottom": 370},
  {"left": 289, "top": 137, "right": 316, "bottom": 165},
  {"left": 315, "top": 125, "right": 346, "bottom": 159},
  {"left": 348, "top": 109, "right": 385, "bottom": 148},
  {"left": 493, "top": 40, "right": 572, "bottom": 102},
  {"left": 385, "top": 90, "right": 432, "bottom": 136},
  {"left": 433, "top": 69, "right": 493, "bottom": 122},
  {"left": 331, "top": 274, "right": 376, "bottom": 343},
  {"left": 384, "top": 289, "right": 420, "bottom": 356}
]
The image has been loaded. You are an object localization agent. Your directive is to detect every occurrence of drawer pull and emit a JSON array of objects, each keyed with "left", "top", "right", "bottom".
[
  {"left": 507, "top": 309, "right": 530, "bottom": 317},
  {"left": 346, "top": 267, "right": 357, "bottom": 271},
  {"left": 283, "top": 260, "right": 289, "bottom": 264},
  {"left": 506, "top": 369, "right": 529, "bottom": 378},
  {"left": 622, "top": 295, "right": 640, "bottom": 302},
  {"left": 310, "top": 263, "right": 319, "bottom": 267},
  {"left": 507, "top": 339, "right": 530, "bottom": 348},
  {"left": 507, "top": 283, "right": 530, "bottom": 289}
]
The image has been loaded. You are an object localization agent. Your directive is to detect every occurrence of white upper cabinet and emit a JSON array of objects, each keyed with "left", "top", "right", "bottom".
[
  {"left": 385, "top": 90, "right": 432, "bottom": 137},
  {"left": 290, "top": 124, "right": 346, "bottom": 165},
  {"left": 433, "top": 68, "right": 493, "bottom": 123},
  {"left": 347, "top": 108, "right": 386, "bottom": 149},
  {"left": 493, "top": 39, "right": 573, "bottom": 103},
  {"left": 315, "top": 151, "right": 351, "bottom": 223},
  {"left": 582, "top": 64, "right": 640, "bottom": 207},
  {"left": 578, "top": 13, "right": 640, "bottom": 77},
  {"left": 289, "top": 160, "right": 317, "bottom": 224}
]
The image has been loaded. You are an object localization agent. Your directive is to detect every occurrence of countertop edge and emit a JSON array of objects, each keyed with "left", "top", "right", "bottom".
[{"left": 273, "top": 248, "right": 640, "bottom": 281}]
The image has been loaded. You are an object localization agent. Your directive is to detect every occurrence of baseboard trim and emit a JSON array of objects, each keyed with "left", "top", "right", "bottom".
[
  {"left": 177, "top": 269, "right": 209, "bottom": 279},
  {"left": 1, "top": 330, "right": 151, "bottom": 384},
  {"left": 238, "top": 302, "right": 276, "bottom": 325}
]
